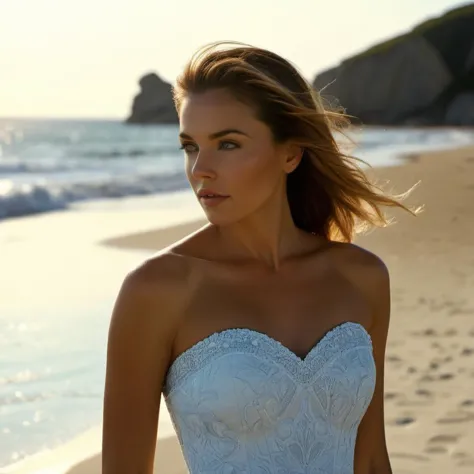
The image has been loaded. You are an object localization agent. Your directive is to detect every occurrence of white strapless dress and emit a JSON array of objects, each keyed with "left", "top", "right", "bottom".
[{"left": 163, "top": 322, "right": 376, "bottom": 473}]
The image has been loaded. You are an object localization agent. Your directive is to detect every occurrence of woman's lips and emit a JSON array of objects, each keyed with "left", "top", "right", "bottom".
[{"left": 199, "top": 195, "right": 229, "bottom": 207}]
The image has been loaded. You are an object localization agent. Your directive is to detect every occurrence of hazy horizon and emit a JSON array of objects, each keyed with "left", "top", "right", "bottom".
[{"left": 1, "top": 0, "right": 469, "bottom": 120}]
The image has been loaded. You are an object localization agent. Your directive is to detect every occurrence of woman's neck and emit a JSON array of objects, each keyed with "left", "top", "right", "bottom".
[{"left": 214, "top": 191, "right": 309, "bottom": 272}]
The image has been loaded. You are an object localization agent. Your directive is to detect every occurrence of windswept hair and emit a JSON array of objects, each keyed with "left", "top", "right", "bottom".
[{"left": 173, "top": 41, "right": 418, "bottom": 242}]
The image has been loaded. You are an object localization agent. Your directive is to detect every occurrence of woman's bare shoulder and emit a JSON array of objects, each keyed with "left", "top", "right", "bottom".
[
  {"left": 324, "top": 242, "right": 390, "bottom": 327},
  {"left": 326, "top": 241, "right": 388, "bottom": 278},
  {"left": 118, "top": 223, "right": 216, "bottom": 316},
  {"left": 118, "top": 250, "right": 193, "bottom": 317}
]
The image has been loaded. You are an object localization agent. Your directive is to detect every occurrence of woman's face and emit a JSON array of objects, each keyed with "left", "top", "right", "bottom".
[{"left": 179, "top": 88, "right": 292, "bottom": 227}]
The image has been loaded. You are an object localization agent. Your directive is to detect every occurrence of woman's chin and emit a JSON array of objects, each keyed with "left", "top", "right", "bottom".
[
  {"left": 205, "top": 215, "right": 232, "bottom": 226},
  {"left": 202, "top": 210, "right": 239, "bottom": 227}
]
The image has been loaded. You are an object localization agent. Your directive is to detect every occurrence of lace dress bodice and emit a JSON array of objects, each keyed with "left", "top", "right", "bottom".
[{"left": 163, "top": 322, "right": 376, "bottom": 473}]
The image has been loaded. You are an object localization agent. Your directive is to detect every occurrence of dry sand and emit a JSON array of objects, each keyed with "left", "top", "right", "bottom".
[{"left": 7, "top": 145, "right": 474, "bottom": 473}]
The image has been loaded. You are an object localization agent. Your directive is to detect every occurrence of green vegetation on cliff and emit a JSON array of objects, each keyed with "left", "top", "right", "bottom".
[{"left": 345, "top": 3, "right": 474, "bottom": 70}]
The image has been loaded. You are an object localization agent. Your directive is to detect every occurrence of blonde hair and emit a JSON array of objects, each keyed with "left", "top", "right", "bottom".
[{"left": 173, "top": 41, "right": 418, "bottom": 242}]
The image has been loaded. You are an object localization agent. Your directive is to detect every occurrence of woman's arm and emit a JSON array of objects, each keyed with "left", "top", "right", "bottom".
[
  {"left": 102, "top": 258, "right": 180, "bottom": 474},
  {"left": 354, "top": 256, "right": 392, "bottom": 474}
]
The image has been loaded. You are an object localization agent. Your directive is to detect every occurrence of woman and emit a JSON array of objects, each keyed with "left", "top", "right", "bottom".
[{"left": 103, "top": 41, "right": 416, "bottom": 473}]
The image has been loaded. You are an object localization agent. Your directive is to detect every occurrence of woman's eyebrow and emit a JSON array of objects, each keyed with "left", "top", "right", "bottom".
[{"left": 179, "top": 129, "right": 250, "bottom": 140}]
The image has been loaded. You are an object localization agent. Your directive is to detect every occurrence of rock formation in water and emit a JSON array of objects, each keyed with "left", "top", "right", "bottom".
[
  {"left": 126, "top": 73, "right": 178, "bottom": 124},
  {"left": 313, "top": 4, "right": 474, "bottom": 126}
]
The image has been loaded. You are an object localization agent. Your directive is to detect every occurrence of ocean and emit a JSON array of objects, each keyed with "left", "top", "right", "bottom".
[
  {"left": 2, "top": 119, "right": 474, "bottom": 221},
  {"left": 1, "top": 118, "right": 474, "bottom": 468}
]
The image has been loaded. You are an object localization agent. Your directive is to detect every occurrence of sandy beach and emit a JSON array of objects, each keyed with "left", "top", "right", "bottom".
[{"left": 3, "top": 144, "right": 474, "bottom": 474}]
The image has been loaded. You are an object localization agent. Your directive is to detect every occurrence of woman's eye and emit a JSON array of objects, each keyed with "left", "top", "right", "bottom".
[
  {"left": 179, "top": 141, "right": 238, "bottom": 153},
  {"left": 179, "top": 143, "right": 198, "bottom": 153},
  {"left": 219, "top": 141, "right": 239, "bottom": 150}
]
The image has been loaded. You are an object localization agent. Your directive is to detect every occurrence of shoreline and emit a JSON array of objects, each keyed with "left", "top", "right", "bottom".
[
  {"left": 3, "top": 144, "right": 474, "bottom": 473},
  {"left": 101, "top": 218, "right": 207, "bottom": 252},
  {"left": 1, "top": 125, "right": 474, "bottom": 226},
  {"left": 0, "top": 416, "right": 184, "bottom": 474}
]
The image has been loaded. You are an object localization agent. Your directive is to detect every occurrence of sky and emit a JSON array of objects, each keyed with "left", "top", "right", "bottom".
[{"left": 0, "top": 0, "right": 469, "bottom": 119}]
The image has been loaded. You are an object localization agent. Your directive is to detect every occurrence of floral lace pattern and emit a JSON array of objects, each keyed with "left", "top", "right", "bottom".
[{"left": 163, "top": 322, "right": 376, "bottom": 473}]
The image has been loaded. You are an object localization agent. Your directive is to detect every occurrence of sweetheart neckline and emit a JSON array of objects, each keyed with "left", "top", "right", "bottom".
[{"left": 167, "top": 321, "right": 371, "bottom": 374}]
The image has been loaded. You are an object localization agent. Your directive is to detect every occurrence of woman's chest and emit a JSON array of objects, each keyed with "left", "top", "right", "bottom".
[{"left": 171, "top": 264, "right": 372, "bottom": 363}]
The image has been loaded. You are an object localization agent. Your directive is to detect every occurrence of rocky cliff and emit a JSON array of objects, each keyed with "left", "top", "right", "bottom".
[
  {"left": 126, "top": 5, "right": 474, "bottom": 126},
  {"left": 313, "top": 4, "right": 474, "bottom": 126}
]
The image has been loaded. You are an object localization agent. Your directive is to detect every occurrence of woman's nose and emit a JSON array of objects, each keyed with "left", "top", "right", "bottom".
[{"left": 190, "top": 151, "right": 217, "bottom": 180}]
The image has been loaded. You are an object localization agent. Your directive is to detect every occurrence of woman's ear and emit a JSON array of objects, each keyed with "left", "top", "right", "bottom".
[{"left": 284, "top": 144, "right": 304, "bottom": 174}]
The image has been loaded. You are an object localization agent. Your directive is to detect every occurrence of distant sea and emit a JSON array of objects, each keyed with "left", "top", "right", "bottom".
[
  {"left": 2, "top": 118, "right": 474, "bottom": 221},
  {"left": 2, "top": 118, "right": 474, "bottom": 469}
]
